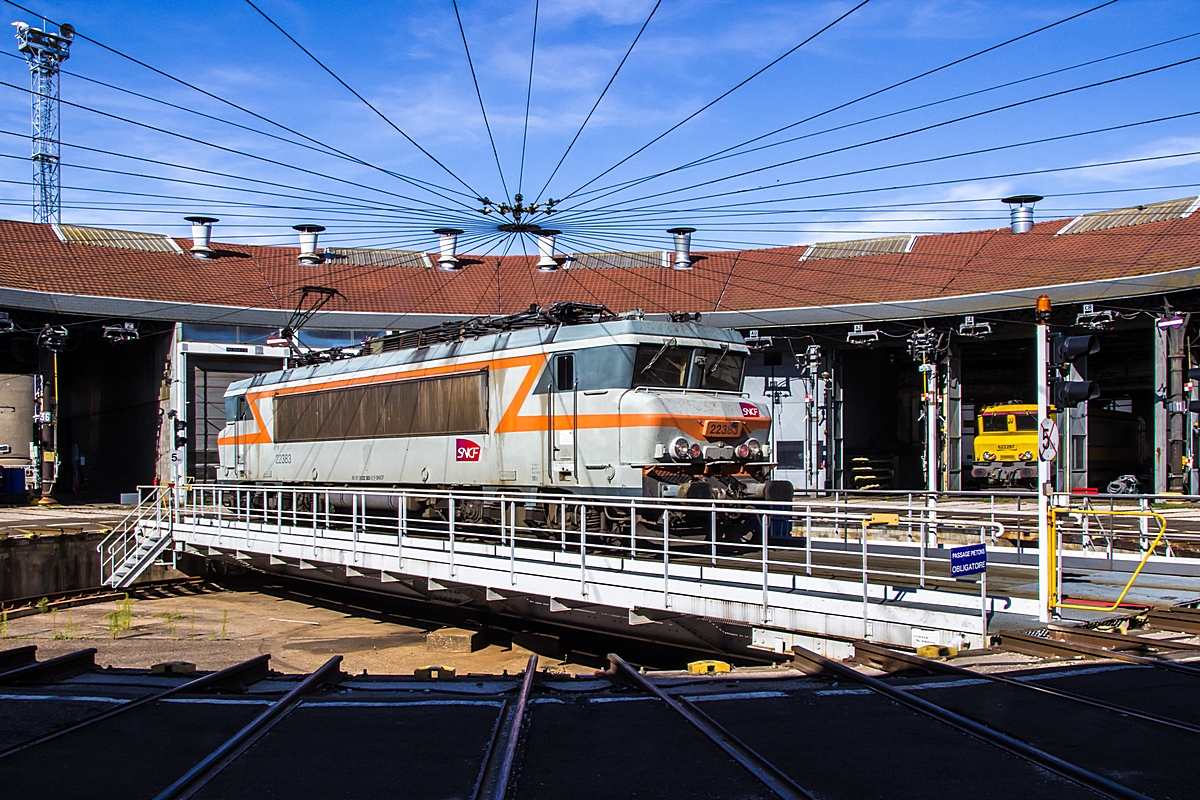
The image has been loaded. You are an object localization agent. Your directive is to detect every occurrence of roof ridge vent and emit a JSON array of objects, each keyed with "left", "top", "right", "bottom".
[
  {"left": 1056, "top": 196, "right": 1200, "bottom": 235},
  {"left": 800, "top": 234, "right": 915, "bottom": 261},
  {"left": 564, "top": 251, "right": 672, "bottom": 269},
  {"left": 323, "top": 246, "right": 433, "bottom": 269},
  {"left": 56, "top": 223, "right": 185, "bottom": 254}
]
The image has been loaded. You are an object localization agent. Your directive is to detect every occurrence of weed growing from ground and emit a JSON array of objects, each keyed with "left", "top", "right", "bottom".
[
  {"left": 152, "top": 609, "right": 184, "bottom": 639},
  {"left": 103, "top": 595, "right": 134, "bottom": 639},
  {"left": 51, "top": 610, "right": 77, "bottom": 640}
]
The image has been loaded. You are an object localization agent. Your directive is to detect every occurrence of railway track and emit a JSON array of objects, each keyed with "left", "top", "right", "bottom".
[
  {"left": 2, "top": 609, "right": 1199, "bottom": 800},
  {"left": 0, "top": 577, "right": 213, "bottom": 620}
]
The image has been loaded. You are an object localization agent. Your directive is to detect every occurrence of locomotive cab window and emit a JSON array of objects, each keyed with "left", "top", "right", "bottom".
[
  {"left": 633, "top": 342, "right": 690, "bottom": 389},
  {"left": 698, "top": 346, "right": 745, "bottom": 392},
  {"left": 981, "top": 414, "right": 1011, "bottom": 433},
  {"left": 225, "top": 395, "right": 251, "bottom": 423},
  {"left": 555, "top": 354, "right": 575, "bottom": 390},
  {"left": 1014, "top": 413, "right": 1038, "bottom": 431}
]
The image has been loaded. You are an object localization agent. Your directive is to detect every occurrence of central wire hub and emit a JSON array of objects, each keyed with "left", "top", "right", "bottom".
[{"left": 496, "top": 222, "right": 542, "bottom": 233}]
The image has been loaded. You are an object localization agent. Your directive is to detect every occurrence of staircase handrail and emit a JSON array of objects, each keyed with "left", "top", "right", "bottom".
[{"left": 97, "top": 486, "right": 172, "bottom": 584}]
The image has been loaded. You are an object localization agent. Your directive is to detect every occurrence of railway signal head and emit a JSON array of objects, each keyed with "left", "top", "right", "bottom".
[
  {"left": 1049, "top": 333, "right": 1099, "bottom": 367},
  {"left": 1048, "top": 333, "right": 1100, "bottom": 409},
  {"left": 173, "top": 418, "right": 188, "bottom": 450},
  {"left": 1052, "top": 379, "right": 1099, "bottom": 409}
]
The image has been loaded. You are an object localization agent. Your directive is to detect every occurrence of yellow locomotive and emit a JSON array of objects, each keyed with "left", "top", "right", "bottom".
[
  {"left": 971, "top": 404, "right": 1039, "bottom": 486},
  {"left": 971, "top": 402, "right": 1148, "bottom": 488}
]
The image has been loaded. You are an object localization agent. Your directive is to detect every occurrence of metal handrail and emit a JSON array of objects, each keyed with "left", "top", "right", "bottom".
[
  {"left": 96, "top": 486, "right": 172, "bottom": 584},
  {"left": 1049, "top": 508, "right": 1169, "bottom": 612}
]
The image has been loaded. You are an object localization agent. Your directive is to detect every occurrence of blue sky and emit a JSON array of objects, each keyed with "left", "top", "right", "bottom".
[{"left": 0, "top": 0, "right": 1197, "bottom": 256}]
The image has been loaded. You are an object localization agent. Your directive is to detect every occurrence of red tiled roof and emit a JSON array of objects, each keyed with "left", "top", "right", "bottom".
[{"left": 0, "top": 212, "right": 1198, "bottom": 323}]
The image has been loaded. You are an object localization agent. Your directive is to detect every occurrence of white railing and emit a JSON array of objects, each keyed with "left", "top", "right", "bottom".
[
  {"left": 160, "top": 483, "right": 1020, "bottom": 645},
  {"left": 98, "top": 486, "right": 175, "bottom": 586}
]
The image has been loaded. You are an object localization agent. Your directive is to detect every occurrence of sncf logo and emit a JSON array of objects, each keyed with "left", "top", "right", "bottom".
[
  {"left": 455, "top": 439, "right": 481, "bottom": 462},
  {"left": 739, "top": 403, "right": 761, "bottom": 418}
]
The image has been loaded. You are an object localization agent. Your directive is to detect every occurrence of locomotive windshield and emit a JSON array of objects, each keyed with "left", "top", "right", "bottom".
[
  {"left": 631, "top": 343, "right": 745, "bottom": 392},
  {"left": 698, "top": 346, "right": 745, "bottom": 392},
  {"left": 633, "top": 343, "right": 691, "bottom": 388}
]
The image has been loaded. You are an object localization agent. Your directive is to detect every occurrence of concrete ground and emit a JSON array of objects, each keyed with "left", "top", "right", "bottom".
[
  {"left": 0, "top": 502, "right": 127, "bottom": 536},
  {"left": 0, "top": 585, "right": 587, "bottom": 675}
]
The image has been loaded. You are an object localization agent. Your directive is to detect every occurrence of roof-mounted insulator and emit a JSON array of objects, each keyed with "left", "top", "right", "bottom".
[
  {"left": 293, "top": 224, "right": 325, "bottom": 265},
  {"left": 536, "top": 230, "right": 560, "bottom": 272},
  {"left": 433, "top": 228, "right": 463, "bottom": 271},
  {"left": 184, "top": 216, "right": 218, "bottom": 259},
  {"left": 667, "top": 227, "right": 696, "bottom": 271},
  {"left": 1002, "top": 195, "right": 1043, "bottom": 234}
]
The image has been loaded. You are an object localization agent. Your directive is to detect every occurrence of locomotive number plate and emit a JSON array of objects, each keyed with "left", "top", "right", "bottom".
[{"left": 703, "top": 420, "right": 742, "bottom": 439}]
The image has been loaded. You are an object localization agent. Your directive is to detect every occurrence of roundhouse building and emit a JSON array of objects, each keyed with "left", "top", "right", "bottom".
[{"left": 0, "top": 196, "right": 1197, "bottom": 500}]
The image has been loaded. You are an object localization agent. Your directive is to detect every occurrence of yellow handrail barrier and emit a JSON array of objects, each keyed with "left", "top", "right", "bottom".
[{"left": 1048, "top": 507, "right": 1167, "bottom": 612}]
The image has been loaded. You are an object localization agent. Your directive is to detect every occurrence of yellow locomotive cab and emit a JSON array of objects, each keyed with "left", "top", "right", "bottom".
[{"left": 972, "top": 404, "right": 1039, "bottom": 486}]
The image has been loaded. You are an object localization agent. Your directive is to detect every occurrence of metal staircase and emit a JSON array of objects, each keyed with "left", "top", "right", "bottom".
[{"left": 99, "top": 487, "right": 176, "bottom": 588}]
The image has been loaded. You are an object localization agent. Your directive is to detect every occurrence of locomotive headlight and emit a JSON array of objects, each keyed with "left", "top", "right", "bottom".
[
  {"left": 1019, "top": 450, "right": 1033, "bottom": 461},
  {"left": 745, "top": 438, "right": 762, "bottom": 459},
  {"left": 688, "top": 443, "right": 702, "bottom": 460},
  {"left": 983, "top": 451, "right": 996, "bottom": 461},
  {"left": 735, "top": 443, "right": 751, "bottom": 459},
  {"left": 671, "top": 437, "right": 691, "bottom": 460}
]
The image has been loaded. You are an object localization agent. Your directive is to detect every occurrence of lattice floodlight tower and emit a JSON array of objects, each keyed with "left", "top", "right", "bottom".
[{"left": 13, "top": 20, "right": 73, "bottom": 225}]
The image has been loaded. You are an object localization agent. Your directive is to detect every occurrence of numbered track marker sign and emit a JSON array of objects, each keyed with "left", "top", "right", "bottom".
[
  {"left": 1039, "top": 418, "right": 1059, "bottom": 462},
  {"left": 949, "top": 544, "right": 987, "bottom": 577}
]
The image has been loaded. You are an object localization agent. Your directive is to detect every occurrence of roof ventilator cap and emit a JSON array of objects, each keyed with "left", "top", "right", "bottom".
[
  {"left": 293, "top": 224, "right": 325, "bottom": 265},
  {"left": 667, "top": 227, "right": 696, "bottom": 271},
  {"left": 433, "top": 228, "right": 463, "bottom": 271},
  {"left": 183, "top": 216, "right": 218, "bottom": 259},
  {"left": 536, "top": 229, "right": 560, "bottom": 272},
  {"left": 1002, "top": 195, "right": 1043, "bottom": 234}
]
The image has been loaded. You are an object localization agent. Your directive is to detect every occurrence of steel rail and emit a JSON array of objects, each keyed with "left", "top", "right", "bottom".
[
  {"left": 854, "top": 642, "right": 1200, "bottom": 735},
  {"left": 474, "top": 652, "right": 539, "bottom": 800},
  {"left": 791, "top": 645, "right": 1152, "bottom": 800},
  {"left": 0, "top": 644, "right": 37, "bottom": 671},
  {"left": 1000, "top": 631, "right": 1200, "bottom": 677},
  {"left": 607, "top": 653, "right": 814, "bottom": 800},
  {"left": 153, "top": 655, "right": 344, "bottom": 800},
  {"left": 1046, "top": 624, "right": 1200, "bottom": 652},
  {"left": 0, "top": 654, "right": 272, "bottom": 759},
  {"left": 1146, "top": 608, "right": 1200, "bottom": 635},
  {"left": 0, "top": 648, "right": 96, "bottom": 684}
]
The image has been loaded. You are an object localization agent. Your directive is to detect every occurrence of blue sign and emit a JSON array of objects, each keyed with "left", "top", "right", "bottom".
[{"left": 950, "top": 544, "right": 987, "bottom": 577}]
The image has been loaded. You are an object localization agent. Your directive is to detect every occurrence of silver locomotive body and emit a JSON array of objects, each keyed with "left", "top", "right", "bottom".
[{"left": 218, "top": 314, "right": 788, "bottom": 509}]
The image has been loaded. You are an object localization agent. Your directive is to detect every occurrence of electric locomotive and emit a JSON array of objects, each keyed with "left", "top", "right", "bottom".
[{"left": 217, "top": 303, "right": 792, "bottom": 539}]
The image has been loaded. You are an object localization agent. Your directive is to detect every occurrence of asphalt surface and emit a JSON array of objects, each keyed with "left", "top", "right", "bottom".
[{"left": 3, "top": 643, "right": 1199, "bottom": 800}]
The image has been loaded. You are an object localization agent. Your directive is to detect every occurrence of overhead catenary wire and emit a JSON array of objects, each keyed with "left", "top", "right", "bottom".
[
  {"left": 243, "top": 0, "right": 485, "bottom": 201},
  {"left": 553, "top": 0, "right": 871, "bottom": 204},
  {"left": 552, "top": 147, "right": 1200, "bottom": 219},
  {"left": 562, "top": 61, "right": 1200, "bottom": 214},
  {"left": 530, "top": 0, "right": 662, "bottom": 204},
  {"left": 0, "top": 0, "right": 473, "bottom": 205},
  {"left": 0, "top": 52, "right": 474, "bottom": 210},
  {"left": 516, "top": 0, "right": 539, "bottom": 198},
  {"left": 0, "top": 136, "right": 488, "bottom": 228},
  {"left": 452, "top": 0, "right": 510, "bottom": 203},
  {"left": 0, "top": 78, "right": 479, "bottom": 216},
  {"left": 568, "top": 0, "right": 1124, "bottom": 203}
]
